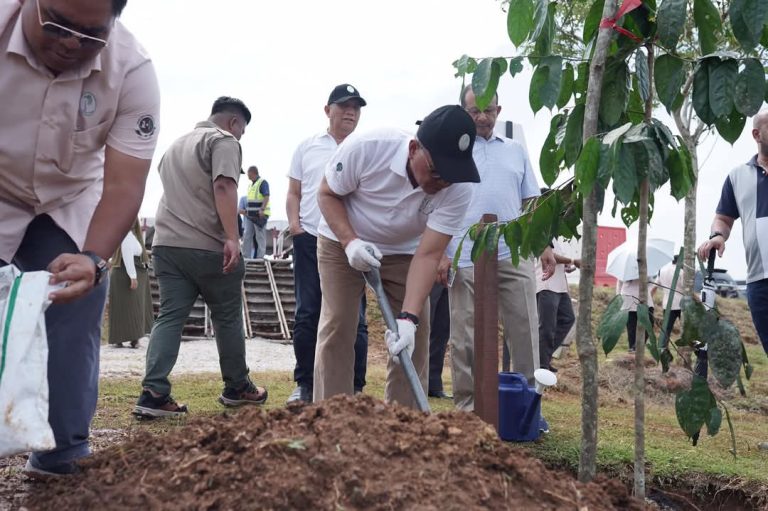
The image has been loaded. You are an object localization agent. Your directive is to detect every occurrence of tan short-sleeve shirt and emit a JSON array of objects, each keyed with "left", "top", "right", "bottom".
[
  {"left": 0, "top": 0, "right": 160, "bottom": 262},
  {"left": 153, "top": 121, "right": 242, "bottom": 253}
]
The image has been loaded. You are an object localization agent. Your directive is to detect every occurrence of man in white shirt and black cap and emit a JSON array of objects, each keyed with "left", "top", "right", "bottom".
[{"left": 313, "top": 104, "right": 480, "bottom": 409}]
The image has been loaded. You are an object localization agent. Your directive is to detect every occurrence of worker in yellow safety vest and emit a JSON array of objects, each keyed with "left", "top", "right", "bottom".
[{"left": 240, "top": 165, "right": 270, "bottom": 258}]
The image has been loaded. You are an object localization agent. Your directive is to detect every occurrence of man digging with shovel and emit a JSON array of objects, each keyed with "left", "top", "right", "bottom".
[{"left": 313, "top": 105, "right": 479, "bottom": 409}]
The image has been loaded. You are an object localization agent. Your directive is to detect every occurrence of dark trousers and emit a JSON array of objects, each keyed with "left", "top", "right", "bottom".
[
  {"left": 660, "top": 309, "right": 681, "bottom": 349},
  {"left": 1, "top": 215, "right": 107, "bottom": 468},
  {"left": 292, "top": 232, "right": 368, "bottom": 390},
  {"left": 142, "top": 246, "right": 249, "bottom": 395},
  {"left": 428, "top": 284, "right": 450, "bottom": 393},
  {"left": 747, "top": 278, "right": 768, "bottom": 355},
  {"left": 626, "top": 307, "right": 654, "bottom": 350},
  {"left": 537, "top": 290, "right": 575, "bottom": 369}
]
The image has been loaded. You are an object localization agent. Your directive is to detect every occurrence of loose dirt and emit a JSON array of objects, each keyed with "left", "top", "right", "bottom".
[{"left": 24, "top": 395, "right": 640, "bottom": 511}]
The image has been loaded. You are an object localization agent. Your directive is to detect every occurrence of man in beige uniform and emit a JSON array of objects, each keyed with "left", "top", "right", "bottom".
[
  {"left": 133, "top": 97, "right": 269, "bottom": 418},
  {"left": 0, "top": 0, "right": 160, "bottom": 475}
]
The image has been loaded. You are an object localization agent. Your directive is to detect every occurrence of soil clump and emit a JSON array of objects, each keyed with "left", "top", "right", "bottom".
[{"left": 25, "top": 395, "right": 640, "bottom": 510}]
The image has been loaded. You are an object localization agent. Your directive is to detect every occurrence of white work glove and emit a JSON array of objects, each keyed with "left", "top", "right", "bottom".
[
  {"left": 344, "top": 238, "right": 382, "bottom": 271},
  {"left": 385, "top": 319, "right": 416, "bottom": 362}
]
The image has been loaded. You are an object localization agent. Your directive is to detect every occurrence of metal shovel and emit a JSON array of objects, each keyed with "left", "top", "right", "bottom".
[{"left": 362, "top": 267, "right": 431, "bottom": 413}]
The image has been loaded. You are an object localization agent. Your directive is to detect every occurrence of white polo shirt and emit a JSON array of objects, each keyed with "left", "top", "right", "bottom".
[
  {"left": 287, "top": 131, "right": 337, "bottom": 237},
  {"left": 317, "top": 127, "right": 473, "bottom": 255},
  {"left": 0, "top": 0, "right": 160, "bottom": 263}
]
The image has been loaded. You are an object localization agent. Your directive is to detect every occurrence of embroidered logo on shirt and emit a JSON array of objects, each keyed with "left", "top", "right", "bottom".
[
  {"left": 135, "top": 115, "right": 156, "bottom": 138},
  {"left": 79, "top": 92, "right": 97, "bottom": 117},
  {"left": 335, "top": 162, "right": 343, "bottom": 172},
  {"left": 418, "top": 198, "right": 435, "bottom": 215}
]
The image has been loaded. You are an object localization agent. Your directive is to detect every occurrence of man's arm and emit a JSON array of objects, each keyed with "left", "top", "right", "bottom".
[
  {"left": 317, "top": 176, "right": 357, "bottom": 247},
  {"left": 697, "top": 214, "right": 736, "bottom": 260},
  {"left": 286, "top": 177, "right": 304, "bottom": 235},
  {"left": 213, "top": 176, "right": 241, "bottom": 273},
  {"left": 401, "top": 228, "right": 453, "bottom": 316},
  {"left": 49, "top": 146, "right": 150, "bottom": 302},
  {"left": 259, "top": 180, "right": 270, "bottom": 216}
]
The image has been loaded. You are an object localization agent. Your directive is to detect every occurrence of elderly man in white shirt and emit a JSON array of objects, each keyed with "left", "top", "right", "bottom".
[
  {"left": 314, "top": 105, "right": 479, "bottom": 409},
  {"left": 447, "top": 86, "right": 556, "bottom": 416}
]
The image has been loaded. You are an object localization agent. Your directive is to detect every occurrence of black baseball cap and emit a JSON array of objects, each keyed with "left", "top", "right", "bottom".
[
  {"left": 327, "top": 84, "right": 367, "bottom": 106},
  {"left": 416, "top": 105, "right": 479, "bottom": 183}
]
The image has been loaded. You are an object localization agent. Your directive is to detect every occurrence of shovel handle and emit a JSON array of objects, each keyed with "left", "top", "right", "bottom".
[{"left": 362, "top": 267, "right": 431, "bottom": 413}]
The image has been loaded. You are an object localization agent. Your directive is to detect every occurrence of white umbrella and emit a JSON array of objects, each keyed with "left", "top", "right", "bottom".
[{"left": 605, "top": 238, "right": 675, "bottom": 281}]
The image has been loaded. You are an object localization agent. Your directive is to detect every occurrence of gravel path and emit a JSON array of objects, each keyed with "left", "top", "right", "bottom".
[{"left": 99, "top": 337, "right": 295, "bottom": 378}]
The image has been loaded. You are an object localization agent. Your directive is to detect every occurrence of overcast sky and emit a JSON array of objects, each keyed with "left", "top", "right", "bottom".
[{"left": 119, "top": 0, "right": 757, "bottom": 280}]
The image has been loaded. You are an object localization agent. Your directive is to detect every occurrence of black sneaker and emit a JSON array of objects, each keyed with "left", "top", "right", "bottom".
[
  {"left": 24, "top": 458, "right": 80, "bottom": 477},
  {"left": 286, "top": 385, "right": 312, "bottom": 404},
  {"left": 132, "top": 390, "right": 188, "bottom": 418},
  {"left": 219, "top": 382, "right": 268, "bottom": 407}
]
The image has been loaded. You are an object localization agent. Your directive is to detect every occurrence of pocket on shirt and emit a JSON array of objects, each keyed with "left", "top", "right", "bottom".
[{"left": 61, "top": 121, "right": 111, "bottom": 173}]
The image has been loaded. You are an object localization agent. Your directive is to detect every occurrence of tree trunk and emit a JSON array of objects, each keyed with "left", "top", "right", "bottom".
[
  {"left": 634, "top": 177, "right": 649, "bottom": 499},
  {"left": 682, "top": 141, "right": 700, "bottom": 297},
  {"left": 575, "top": 0, "right": 618, "bottom": 484}
]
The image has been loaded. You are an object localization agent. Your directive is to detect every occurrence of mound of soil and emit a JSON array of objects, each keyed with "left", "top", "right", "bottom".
[{"left": 25, "top": 395, "right": 640, "bottom": 510}]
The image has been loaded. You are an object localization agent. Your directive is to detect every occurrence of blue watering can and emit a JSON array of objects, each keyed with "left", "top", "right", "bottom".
[{"left": 498, "top": 369, "right": 557, "bottom": 442}]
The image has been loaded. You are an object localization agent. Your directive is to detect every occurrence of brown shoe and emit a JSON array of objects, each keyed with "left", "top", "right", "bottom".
[
  {"left": 219, "top": 382, "right": 268, "bottom": 407},
  {"left": 132, "top": 390, "right": 188, "bottom": 418}
]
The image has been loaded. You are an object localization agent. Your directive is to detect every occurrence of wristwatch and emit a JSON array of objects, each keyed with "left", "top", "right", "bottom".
[
  {"left": 709, "top": 231, "right": 725, "bottom": 240},
  {"left": 397, "top": 311, "right": 420, "bottom": 326},
  {"left": 80, "top": 250, "right": 108, "bottom": 285}
]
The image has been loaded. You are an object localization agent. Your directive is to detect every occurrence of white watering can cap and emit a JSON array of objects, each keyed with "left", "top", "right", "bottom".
[{"left": 533, "top": 368, "right": 558, "bottom": 394}]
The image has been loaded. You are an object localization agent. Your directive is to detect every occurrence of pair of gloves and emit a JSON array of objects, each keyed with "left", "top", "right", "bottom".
[{"left": 345, "top": 238, "right": 415, "bottom": 360}]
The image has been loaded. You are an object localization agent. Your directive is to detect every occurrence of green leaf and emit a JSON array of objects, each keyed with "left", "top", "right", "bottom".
[
  {"left": 701, "top": 318, "right": 743, "bottom": 388},
  {"left": 715, "top": 108, "right": 747, "bottom": 145},
  {"left": 507, "top": 0, "right": 534, "bottom": 46},
  {"left": 599, "top": 60, "right": 630, "bottom": 127},
  {"left": 627, "top": 80, "right": 646, "bottom": 124},
  {"left": 531, "top": 0, "right": 551, "bottom": 41},
  {"left": 734, "top": 58, "right": 766, "bottom": 117},
  {"left": 660, "top": 348, "right": 674, "bottom": 373},
  {"left": 529, "top": 56, "right": 563, "bottom": 112},
  {"left": 563, "top": 103, "right": 585, "bottom": 167},
  {"left": 504, "top": 222, "right": 522, "bottom": 267},
  {"left": 706, "top": 406, "right": 722, "bottom": 436},
  {"left": 667, "top": 148, "right": 694, "bottom": 200},
  {"left": 598, "top": 295, "right": 629, "bottom": 355},
  {"left": 576, "top": 136, "right": 600, "bottom": 196},
  {"left": 613, "top": 142, "right": 638, "bottom": 204},
  {"left": 693, "top": 0, "right": 723, "bottom": 55},
  {"left": 533, "top": 2, "right": 556, "bottom": 56},
  {"left": 655, "top": 54, "right": 686, "bottom": 113},
  {"left": 575, "top": 62, "right": 590, "bottom": 98},
  {"left": 680, "top": 296, "right": 718, "bottom": 347},
  {"left": 470, "top": 224, "right": 490, "bottom": 262},
  {"left": 473, "top": 58, "right": 504, "bottom": 111},
  {"left": 451, "top": 233, "right": 466, "bottom": 271},
  {"left": 556, "top": 63, "right": 575, "bottom": 109},
  {"left": 509, "top": 56, "right": 525, "bottom": 77},
  {"left": 729, "top": 0, "right": 768, "bottom": 52},
  {"left": 656, "top": 0, "right": 688, "bottom": 49},
  {"left": 637, "top": 304, "right": 659, "bottom": 361},
  {"left": 632, "top": 138, "right": 666, "bottom": 191},
  {"left": 485, "top": 223, "right": 499, "bottom": 254},
  {"left": 675, "top": 375, "right": 717, "bottom": 441},
  {"left": 708, "top": 57, "right": 738, "bottom": 119},
  {"left": 635, "top": 49, "right": 650, "bottom": 102},
  {"left": 539, "top": 129, "right": 561, "bottom": 186},
  {"left": 453, "top": 54, "right": 477, "bottom": 78},
  {"left": 693, "top": 59, "right": 716, "bottom": 125},
  {"left": 583, "top": 0, "right": 606, "bottom": 45}
]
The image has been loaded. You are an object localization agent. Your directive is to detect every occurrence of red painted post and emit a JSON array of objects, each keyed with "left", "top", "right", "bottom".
[{"left": 473, "top": 214, "right": 499, "bottom": 430}]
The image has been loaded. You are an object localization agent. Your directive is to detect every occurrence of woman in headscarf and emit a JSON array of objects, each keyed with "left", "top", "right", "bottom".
[{"left": 107, "top": 219, "right": 154, "bottom": 348}]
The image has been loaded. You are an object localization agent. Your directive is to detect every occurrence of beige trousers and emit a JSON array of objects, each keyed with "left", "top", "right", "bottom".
[
  {"left": 313, "top": 236, "right": 429, "bottom": 408},
  {"left": 449, "top": 257, "right": 540, "bottom": 411}
]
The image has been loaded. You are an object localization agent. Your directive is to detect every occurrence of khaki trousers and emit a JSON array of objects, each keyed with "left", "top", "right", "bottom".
[
  {"left": 314, "top": 236, "right": 429, "bottom": 408},
  {"left": 449, "top": 257, "right": 540, "bottom": 411}
]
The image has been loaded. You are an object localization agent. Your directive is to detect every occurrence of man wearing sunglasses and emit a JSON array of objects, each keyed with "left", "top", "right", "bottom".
[{"left": 0, "top": 0, "right": 160, "bottom": 475}]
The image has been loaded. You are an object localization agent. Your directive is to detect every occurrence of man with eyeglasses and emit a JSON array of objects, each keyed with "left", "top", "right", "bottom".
[
  {"left": 0, "top": 0, "right": 160, "bottom": 475},
  {"left": 285, "top": 83, "right": 371, "bottom": 403},
  {"left": 447, "top": 86, "right": 556, "bottom": 426},
  {"left": 313, "top": 105, "right": 479, "bottom": 409}
]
